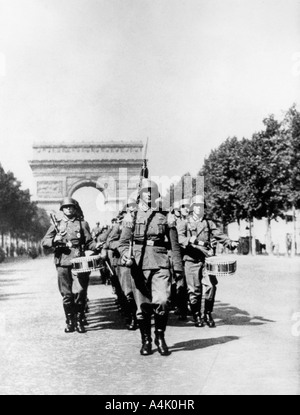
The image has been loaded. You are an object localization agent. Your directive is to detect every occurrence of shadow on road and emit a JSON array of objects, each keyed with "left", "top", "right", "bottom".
[
  {"left": 0, "top": 292, "right": 34, "bottom": 301},
  {"left": 169, "top": 300, "right": 275, "bottom": 328},
  {"left": 85, "top": 298, "right": 128, "bottom": 331},
  {"left": 213, "top": 302, "right": 275, "bottom": 326},
  {"left": 170, "top": 335, "right": 239, "bottom": 353}
]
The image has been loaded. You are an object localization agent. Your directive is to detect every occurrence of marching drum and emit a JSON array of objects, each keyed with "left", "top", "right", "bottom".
[
  {"left": 205, "top": 256, "right": 237, "bottom": 277},
  {"left": 71, "top": 254, "right": 104, "bottom": 274}
]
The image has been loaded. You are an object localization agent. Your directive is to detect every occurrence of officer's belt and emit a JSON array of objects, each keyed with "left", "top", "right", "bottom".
[{"left": 134, "top": 240, "right": 167, "bottom": 248}]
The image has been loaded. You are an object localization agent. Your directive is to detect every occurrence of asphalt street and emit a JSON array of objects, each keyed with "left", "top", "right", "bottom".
[{"left": 0, "top": 254, "right": 299, "bottom": 395}]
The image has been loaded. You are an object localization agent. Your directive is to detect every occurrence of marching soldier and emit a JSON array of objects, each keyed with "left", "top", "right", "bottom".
[
  {"left": 91, "top": 222, "right": 102, "bottom": 242},
  {"left": 107, "top": 211, "right": 138, "bottom": 330},
  {"left": 170, "top": 200, "right": 188, "bottom": 321},
  {"left": 42, "top": 197, "right": 101, "bottom": 334},
  {"left": 118, "top": 179, "right": 184, "bottom": 356},
  {"left": 178, "top": 195, "right": 238, "bottom": 328}
]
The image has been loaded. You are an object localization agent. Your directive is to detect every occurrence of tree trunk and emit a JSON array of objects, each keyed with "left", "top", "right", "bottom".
[
  {"left": 266, "top": 217, "right": 273, "bottom": 255},
  {"left": 291, "top": 205, "right": 296, "bottom": 257}
]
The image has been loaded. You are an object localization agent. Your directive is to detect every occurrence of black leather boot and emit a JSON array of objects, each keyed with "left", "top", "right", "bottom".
[
  {"left": 154, "top": 314, "right": 170, "bottom": 356},
  {"left": 204, "top": 300, "right": 216, "bottom": 328},
  {"left": 127, "top": 314, "right": 138, "bottom": 331},
  {"left": 139, "top": 319, "right": 152, "bottom": 356},
  {"left": 204, "top": 312, "right": 216, "bottom": 328},
  {"left": 65, "top": 313, "right": 75, "bottom": 333},
  {"left": 63, "top": 304, "right": 75, "bottom": 333},
  {"left": 190, "top": 303, "right": 204, "bottom": 327},
  {"left": 76, "top": 313, "right": 87, "bottom": 333},
  {"left": 126, "top": 299, "right": 138, "bottom": 331}
]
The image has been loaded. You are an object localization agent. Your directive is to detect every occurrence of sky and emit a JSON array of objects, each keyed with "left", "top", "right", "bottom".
[{"left": 0, "top": 0, "right": 300, "bottom": 197}]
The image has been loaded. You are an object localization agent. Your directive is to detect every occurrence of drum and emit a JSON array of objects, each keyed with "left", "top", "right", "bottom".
[
  {"left": 205, "top": 256, "right": 237, "bottom": 277},
  {"left": 71, "top": 254, "right": 104, "bottom": 274}
]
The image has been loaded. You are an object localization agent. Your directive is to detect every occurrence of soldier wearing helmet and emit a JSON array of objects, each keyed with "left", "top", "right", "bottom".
[
  {"left": 42, "top": 197, "right": 102, "bottom": 334},
  {"left": 168, "top": 200, "right": 189, "bottom": 321},
  {"left": 118, "top": 179, "right": 184, "bottom": 356},
  {"left": 178, "top": 194, "right": 238, "bottom": 328}
]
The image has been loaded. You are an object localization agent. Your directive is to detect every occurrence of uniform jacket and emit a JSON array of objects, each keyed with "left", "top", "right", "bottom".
[
  {"left": 118, "top": 207, "right": 183, "bottom": 272},
  {"left": 178, "top": 215, "right": 231, "bottom": 263},
  {"left": 106, "top": 223, "right": 122, "bottom": 267},
  {"left": 42, "top": 216, "right": 96, "bottom": 266}
]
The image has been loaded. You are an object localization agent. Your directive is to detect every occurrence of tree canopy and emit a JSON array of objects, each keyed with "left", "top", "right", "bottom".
[{"left": 0, "top": 165, "right": 50, "bottom": 240}]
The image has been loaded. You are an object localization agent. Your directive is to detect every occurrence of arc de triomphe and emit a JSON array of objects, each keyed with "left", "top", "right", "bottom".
[{"left": 29, "top": 141, "right": 144, "bottom": 218}]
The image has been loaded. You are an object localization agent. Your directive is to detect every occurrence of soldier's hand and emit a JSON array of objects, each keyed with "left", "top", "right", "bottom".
[
  {"left": 95, "top": 241, "right": 104, "bottom": 250},
  {"left": 211, "top": 238, "right": 218, "bottom": 248},
  {"left": 54, "top": 234, "right": 63, "bottom": 243},
  {"left": 174, "top": 271, "right": 184, "bottom": 282},
  {"left": 66, "top": 241, "right": 73, "bottom": 248},
  {"left": 230, "top": 241, "right": 239, "bottom": 250},
  {"left": 189, "top": 236, "right": 198, "bottom": 245},
  {"left": 122, "top": 252, "right": 133, "bottom": 267}
]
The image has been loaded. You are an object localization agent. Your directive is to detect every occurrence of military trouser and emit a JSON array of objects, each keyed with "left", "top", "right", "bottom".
[
  {"left": 57, "top": 266, "right": 90, "bottom": 315},
  {"left": 131, "top": 268, "right": 172, "bottom": 321},
  {"left": 119, "top": 265, "right": 135, "bottom": 301},
  {"left": 184, "top": 261, "right": 218, "bottom": 314}
]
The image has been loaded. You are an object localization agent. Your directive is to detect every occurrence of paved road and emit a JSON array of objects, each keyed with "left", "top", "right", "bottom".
[{"left": 0, "top": 255, "right": 299, "bottom": 395}]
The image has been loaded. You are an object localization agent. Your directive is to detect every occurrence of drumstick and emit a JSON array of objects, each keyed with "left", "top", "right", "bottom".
[{"left": 104, "top": 260, "right": 114, "bottom": 277}]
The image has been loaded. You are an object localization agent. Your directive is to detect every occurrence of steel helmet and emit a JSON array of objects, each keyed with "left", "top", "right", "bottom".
[{"left": 60, "top": 197, "right": 78, "bottom": 211}]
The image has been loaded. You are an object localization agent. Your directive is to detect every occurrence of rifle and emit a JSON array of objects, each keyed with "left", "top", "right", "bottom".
[
  {"left": 50, "top": 213, "right": 68, "bottom": 247},
  {"left": 126, "top": 137, "right": 149, "bottom": 266},
  {"left": 50, "top": 213, "right": 60, "bottom": 234}
]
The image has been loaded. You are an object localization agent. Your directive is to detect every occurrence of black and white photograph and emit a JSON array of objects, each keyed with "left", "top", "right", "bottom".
[{"left": 0, "top": 0, "right": 299, "bottom": 397}]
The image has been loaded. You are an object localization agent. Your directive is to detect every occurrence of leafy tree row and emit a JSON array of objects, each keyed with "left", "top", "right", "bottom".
[
  {"left": 0, "top": 165, "right": 50, "bottom": 243},
  {"left": 165, "top": 105, "right": 300, "bottom": 253}
]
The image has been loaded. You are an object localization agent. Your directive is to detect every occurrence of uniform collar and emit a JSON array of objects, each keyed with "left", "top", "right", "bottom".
[
  {"left": 139, "top": 201, "right": 151, "bottom": 212},
  {"left": 191, "top": 213, "right": 205, "bottom": 223},
  {"left": 63, "top": 215, "right": 76, "bottom": 223}
]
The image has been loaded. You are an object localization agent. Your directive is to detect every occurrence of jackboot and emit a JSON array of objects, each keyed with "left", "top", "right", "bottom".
[
  {"left": 190, "top": 302, "right": 204, "bottom": 328},
  {"left": 154, "top": 314, "right": 170, "bottom": 356},
  {"left": 64, "top": 313, "right": 75, "bottom": 333},
  {"left": 126, "top": 299, "right": 138, "bottom": 331},
  {"left": 204, "top": 300, "right": 216, "bottom": 328},
  {"left": 63, "top": 304, "right": 75, "bottom": 333},
  {"left": 76, "top": 313, "right": 87, "bottom": 333},
  {"left": 204, "top": 312, "right": 216, "bottom": 328},
  {"left": 139, "top": 318, "right": 152, "bottom": 356}
]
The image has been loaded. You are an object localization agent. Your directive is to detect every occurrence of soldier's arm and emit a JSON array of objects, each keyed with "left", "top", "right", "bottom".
[
  {"left": 82, "top": 221, "right": 98, "bottom": 251},
  {"left": 41, "top": 225, "right": 57, "bottom": 249},
  {"left": 118, "top": 225, "right": 132, "bottom": 257},
  {"left": 107, "top": 225, "right": 121, "bottom": 250},
  {"left": 177, "top": 220, "right": 191, "bottom": 248},
  {"left": 167, "top": 226, "right": 184, "bottom": 273},
  {"left": 209, "top": 221, "right": 232, "bottom": 247}
]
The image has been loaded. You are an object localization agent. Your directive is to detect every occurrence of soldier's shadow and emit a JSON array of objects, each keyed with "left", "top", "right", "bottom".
[
  {"left": 169, "top": 335, "right": 239, "bottom": 353},
  {"left": 85, "top": 297, "right": 129, "bottom": 331},
  {"left": 169, "top": 301, "right": 275, "bottom": 328}
]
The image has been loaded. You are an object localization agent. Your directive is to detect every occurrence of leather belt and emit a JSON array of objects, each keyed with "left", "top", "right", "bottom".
[{"left": 134, "top": 240, "right": 167, "bottom": 248}]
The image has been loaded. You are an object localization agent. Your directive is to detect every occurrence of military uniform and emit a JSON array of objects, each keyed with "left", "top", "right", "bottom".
[
  {"left": 173, "top": 215, "right": 189, "bottom": 320},
  {"left": 106, "top": 217, "right": 138, "bottom": 330},
  {"left": 178, "top": 198, "right": 233, "bottom": 328},
  {"left": 42, "top": 198, "right": 97, "bottom": 333},
  {"left": 91, "top": 223, "right": 102, "bottom": 241},
  {"left": 119, "top": 181, "right": 183, "bottom": 356}
]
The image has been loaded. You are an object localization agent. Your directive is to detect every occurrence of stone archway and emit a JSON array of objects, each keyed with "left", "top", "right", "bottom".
[{"left": 29, "top": 141, "right": 143, "bottom": 216}]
